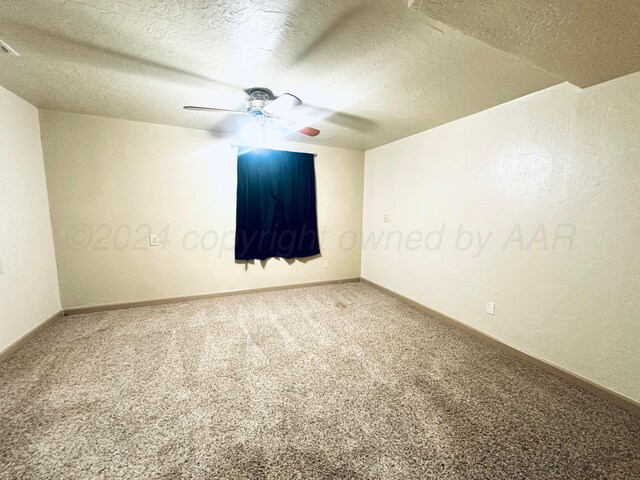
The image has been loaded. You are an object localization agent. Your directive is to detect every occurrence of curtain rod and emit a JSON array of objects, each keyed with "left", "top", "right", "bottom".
[{"left": 231, "top": 145, "right": 317, "bottom": 157}]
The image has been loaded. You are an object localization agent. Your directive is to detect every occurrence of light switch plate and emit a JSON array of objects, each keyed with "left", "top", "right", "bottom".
[
  {"left": 486, "top": 301, "right": 495, "bottom": 315},
  {"left": 0, "top": 257, "right": 3, "bottom": 274},
  {"left": 384, "top": 214, "right": 390, "bottom": 223},
  {"left": 149, "top": 235, "right": 159, "bottom": 246}
]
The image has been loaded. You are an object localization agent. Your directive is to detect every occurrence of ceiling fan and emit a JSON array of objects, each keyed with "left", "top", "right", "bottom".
[{"left": 183, "top": 88, "right": 320, "bottom": 137}]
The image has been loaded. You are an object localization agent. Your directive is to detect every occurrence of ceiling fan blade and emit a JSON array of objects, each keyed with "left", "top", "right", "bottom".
[
  {"left": 295, "top": 103, "right": 376, "bottom": 132},
  {"left": 264, "top": 93, "right": 302, "bottom": 116},
  {"left": 273, "top": 102, "right": 374, "bottom": 133},
  {"left": 275, "top": 117, "right": 320, "bottom": 137},
  {"left": 183, "top": 106, "right": 247, "bottom": 115},
  {"left": 298, "top": 126, "right": 320, "bottom": 137},
  {"left": 290, "top": 5, "right": 371, "bottom": 66}
]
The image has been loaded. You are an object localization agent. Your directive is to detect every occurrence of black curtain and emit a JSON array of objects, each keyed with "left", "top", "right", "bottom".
[{"left": 235, "top": 147, "right": 321, "bottom": 260}]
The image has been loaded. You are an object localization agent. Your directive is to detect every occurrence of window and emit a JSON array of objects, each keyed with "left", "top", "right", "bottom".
[{"left": 235, "top": 147, "right": 321, "bottom": 261}]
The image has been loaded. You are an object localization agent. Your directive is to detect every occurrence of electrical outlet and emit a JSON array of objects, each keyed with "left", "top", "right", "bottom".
[
  {"left": 323, "top": 260, "right": 329, "bottom": 268},
  {"left": 486, "top": 301, "right": 495, "bottom": 315},
  {"left": 149, "top": 235, "right": 159, "bottom": 247}
]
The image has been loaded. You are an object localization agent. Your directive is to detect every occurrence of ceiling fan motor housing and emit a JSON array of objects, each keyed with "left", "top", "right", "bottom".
[{"left": 247, "top": 89, "right": 272, "bottom": 121}]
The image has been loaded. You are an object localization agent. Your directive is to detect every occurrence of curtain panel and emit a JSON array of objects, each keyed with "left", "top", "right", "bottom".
[{"left": 235, "top": 147, "right": 321, "bottom": 261}]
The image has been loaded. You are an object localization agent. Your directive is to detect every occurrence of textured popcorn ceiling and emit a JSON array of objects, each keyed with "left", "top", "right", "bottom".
[
  {"left": 0, "top": 1, "right": 636, "bottom": 149},
  {"left": 417, "top": 0, "right": 640, "bottom": 88}
]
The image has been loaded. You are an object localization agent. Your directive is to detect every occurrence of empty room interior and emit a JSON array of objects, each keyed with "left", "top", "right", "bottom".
[{"left": 1, "top": 0, "right": 639, "bottom": 478}]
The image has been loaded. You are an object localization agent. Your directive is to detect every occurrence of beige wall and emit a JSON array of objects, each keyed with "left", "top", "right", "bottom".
[
  {"left": 362, "top": 73, "right": 640, "bottom": 402},
  {"left": 0, "top": 86, "right": 61, "bottom": 353},
  {"left": 40, "top": 111, "right": 364, "bottom": 308}
]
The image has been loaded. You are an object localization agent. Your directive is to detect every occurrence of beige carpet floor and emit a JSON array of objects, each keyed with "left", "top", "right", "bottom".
[{"left": 0, "top": 283, "right": 638, "bottom": 479}]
